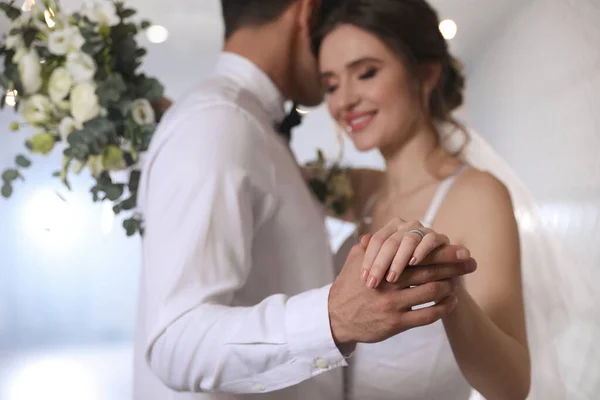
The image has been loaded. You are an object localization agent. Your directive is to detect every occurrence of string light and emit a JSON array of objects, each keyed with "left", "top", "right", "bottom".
[
  {"left": 5, "top": 90, "right": 18, "bottom": 107},
  {"left": 21, "top": 0, "right": 35, "bottom": 12},
  {"left": 44, "top": 8, "right": 56, "bottom": 28},
  {"left": 146, "top": 25, "right": 169, "bottom": 44},
  {"left": 439, "top": 19, "right": 458, "bottom": 40}
]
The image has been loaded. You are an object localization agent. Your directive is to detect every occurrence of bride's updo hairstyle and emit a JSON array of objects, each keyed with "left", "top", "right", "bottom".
[{"left": 313, "top": 0, "right": 466, "bottom": 130}]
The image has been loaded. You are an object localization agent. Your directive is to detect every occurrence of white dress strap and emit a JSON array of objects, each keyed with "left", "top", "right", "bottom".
[
  {"left": 421, "top": 165, "right": 468, "bottom": 228},
  {"left": 360, "top": 194, "right": 379, "bottom": 225}
]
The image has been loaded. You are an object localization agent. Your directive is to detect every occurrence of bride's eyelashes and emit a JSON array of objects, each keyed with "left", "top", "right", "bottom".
[
  {"left": 359, "top": 67, "right": 378, "bottom": 80},
  {"left": 324, "top": 68, "right": 379, "bottom": 94},
  {"left": 325, "top": 84, "right": 338, "bottom": 94}
]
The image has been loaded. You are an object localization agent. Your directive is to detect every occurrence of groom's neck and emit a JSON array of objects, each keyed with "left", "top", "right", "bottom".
[{"left": 224, "top": 27, "right": 294, "bottom": 100}]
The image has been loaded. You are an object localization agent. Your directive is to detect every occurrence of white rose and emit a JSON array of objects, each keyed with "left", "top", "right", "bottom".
[
  {"left": 84, "top": 1, "right": 120, "bottom": 27},
  {"left": 58, "top": 116, "right": 83, "bottom": 143},
  {"left": 56, "top": 100, "right": 71, "bottom": 112},
  {"left": 69, "top": 28, "right": 86, "bottom": 52},
  {"left": 18, "top": 49, "right": 43, "bottom": 94},
  {"left": 48, "top": 67, "right": 73, "bottom": 104},
  {"left": 22, "top": 95, "right": 53, "bottom": 125},
  {"left": 70, "top": 82, "right": 101, "bottom": 124},
  {"left": 5, "top": 35, "right": 23, "bottom": 50},
  {"left": 131, "top": 99, "right": 156, "bottom": 125},
  {"left": 48, "top": 26, "right": 85, "bottom": 56},
  {"left": 66, "top": 52, "right": 97, "bottom": 83},
  {"left": 48, "top": 30, "right": 69, "bottom": 55}
]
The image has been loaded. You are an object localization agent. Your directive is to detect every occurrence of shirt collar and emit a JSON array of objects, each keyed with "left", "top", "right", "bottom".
[{"left": 215, "top": 52, "right": 287, "bottom": 125}]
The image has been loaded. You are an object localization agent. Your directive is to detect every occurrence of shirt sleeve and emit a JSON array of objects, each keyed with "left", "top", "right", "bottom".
[{"left": 140, "top": 103, "right": 346, "bottom": 393}]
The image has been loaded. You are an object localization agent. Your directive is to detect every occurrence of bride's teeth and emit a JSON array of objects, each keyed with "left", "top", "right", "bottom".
[{"left": 352, "top": 115, "right": 371, "bottom": 125}]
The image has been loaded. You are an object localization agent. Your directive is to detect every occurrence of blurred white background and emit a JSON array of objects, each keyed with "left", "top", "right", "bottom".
[{"left": 0, "top": 0, "right": 599, "bottom": 399}]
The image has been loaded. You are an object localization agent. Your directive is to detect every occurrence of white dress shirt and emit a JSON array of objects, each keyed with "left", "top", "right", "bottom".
[{"left": 133, "top": 52, "right": 346, "bottom": 400}]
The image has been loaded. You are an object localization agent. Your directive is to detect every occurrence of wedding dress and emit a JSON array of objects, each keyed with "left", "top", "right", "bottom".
[{"left": 331, "top": 127, "right": 589, "bottom": 399}]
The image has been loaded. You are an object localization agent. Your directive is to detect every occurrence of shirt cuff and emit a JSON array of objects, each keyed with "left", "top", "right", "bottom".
[{"left": 285, "top": 284, "right": 347, "bottom": 372}]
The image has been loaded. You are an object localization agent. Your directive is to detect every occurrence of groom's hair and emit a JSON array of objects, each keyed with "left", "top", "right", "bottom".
[{"left": 221, "top": 0, "right": 298, "bottom": 39}]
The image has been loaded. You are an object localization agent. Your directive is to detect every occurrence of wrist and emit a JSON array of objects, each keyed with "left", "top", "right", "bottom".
[
  {"left": 328, "top": 305, "right": 357, "bottom": 354},
  {"left": 329, "top": 310, "right": 354, "bottom": 345}
]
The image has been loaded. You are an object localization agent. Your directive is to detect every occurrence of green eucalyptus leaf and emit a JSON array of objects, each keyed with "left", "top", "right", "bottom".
[
  {"left": 9, "top": 27, "right": 22, "bottom": 36},
  {"left": 15, "top": 155, "right": 31, "bottom": 168},
  {"left": 136, "top": 76, "right": 164, "bottom": 102},
  {"left": 22, "top": 27, "right": 37, "bottom": 48},
  {"left": 2, "top": 169, "right": 19, "bottom": 182},
  {"left": 123, "top": 216, "right": 143, "bottom": 236},
  {"left": 1, "top": 183, "right": 13, "bottom": 198},
  {"left": 105, "top": 184, "right": 124, "bottom": 201},
  {"left": 96, "top": 74, "right": 127, "bottom": 107},
  {"left": 0, "top": 74, "right": 10, "bottom": 90},
  {"left": 0, "top": 3, "right": 21, "bottom": 20},
  {"left": 68, "top": 118, "right": 117, "bottom": 159},
  {"left": 120, "top": 9, "right": 136, "bottom": 19},
  {"left": 113, "top": 195, "right": 136, "bottom": 214}
]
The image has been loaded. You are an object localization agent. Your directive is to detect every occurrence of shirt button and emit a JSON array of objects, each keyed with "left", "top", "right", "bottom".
[
  {"left": 315, "top": 357, "right": 329, "bottom": 370},
  {"left": 254, "top": 383, "right": 265, "bottom": 391}
]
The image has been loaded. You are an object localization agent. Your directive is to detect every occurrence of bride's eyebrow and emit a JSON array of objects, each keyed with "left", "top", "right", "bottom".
[
  {"left": 346, "top": 57, "right": 383, "bottom": 70},
  {"left": 320, "top": 57, "right": 383, "bottom": 79}
]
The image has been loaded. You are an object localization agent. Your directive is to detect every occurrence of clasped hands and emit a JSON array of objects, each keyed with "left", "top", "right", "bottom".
[{"left": 329, "top": 218, "right": 477, "bottom": 348}]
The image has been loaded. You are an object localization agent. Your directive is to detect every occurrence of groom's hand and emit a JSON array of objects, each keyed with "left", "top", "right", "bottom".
[{"left": 328, "top": 231, "right": 476, "bottom": 348}]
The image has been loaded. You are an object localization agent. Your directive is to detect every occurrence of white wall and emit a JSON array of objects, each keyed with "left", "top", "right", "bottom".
[{"left": 465, "top": 1, "right": 600, "bottom": 397}]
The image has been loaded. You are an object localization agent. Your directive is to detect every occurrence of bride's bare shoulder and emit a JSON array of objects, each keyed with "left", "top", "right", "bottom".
[
  {"left": 445, "top": 167, "right": 517, "bottom": 238},
  {"left": 455, "top": 167, "right": 513, "bottom": 205}
]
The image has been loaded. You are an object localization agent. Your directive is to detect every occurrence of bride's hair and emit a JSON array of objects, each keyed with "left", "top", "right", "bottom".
[{"left": 313, "top": 0, "right": 466, "bottom": 130}]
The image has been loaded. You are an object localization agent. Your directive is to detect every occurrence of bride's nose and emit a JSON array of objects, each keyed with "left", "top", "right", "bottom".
[{"left": 335, "top": 82, "right": 361, "bottom": 114}]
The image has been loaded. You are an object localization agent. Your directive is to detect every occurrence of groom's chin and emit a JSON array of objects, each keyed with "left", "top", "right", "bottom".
[{"left": 294, "top": 91, "right": 325, "bottom": 108}]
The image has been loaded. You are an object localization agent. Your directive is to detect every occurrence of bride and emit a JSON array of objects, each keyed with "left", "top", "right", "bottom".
[{"left": 312, "top": 0, "right": 572, "bottom": 398}]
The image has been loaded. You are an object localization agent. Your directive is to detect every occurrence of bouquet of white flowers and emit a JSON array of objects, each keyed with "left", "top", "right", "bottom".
[{"left": 0, "top": 0, "right": 165, "bottom": 236}]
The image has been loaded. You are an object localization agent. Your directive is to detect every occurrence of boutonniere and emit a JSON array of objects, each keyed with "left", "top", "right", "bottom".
[{"left": 304, "top": 149, "right": 354, "bottom": 217}]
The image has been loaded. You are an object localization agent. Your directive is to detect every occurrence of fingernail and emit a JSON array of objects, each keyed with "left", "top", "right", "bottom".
[
  {"left": 360, "top": 269, "right": 369, "bottom": 281},
  {"left": 409, "top": 257, "right": 417, "bottom": 266},
  {"left": 367, "top": 276, "right": 377, "bottom": 288},
  {"left": 457, "top": 248, "right": 470, "bottom": 260},
  {"left": 386, "top": 271, "right": 397, "bottom": 283},
  {"left": 466, "top": 259, "right": 477, "bottom": 272}
]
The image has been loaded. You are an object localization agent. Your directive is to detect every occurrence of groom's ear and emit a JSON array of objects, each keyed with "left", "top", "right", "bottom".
[{"left": 297, "top": 0, "right": 320, "bottom": 37}]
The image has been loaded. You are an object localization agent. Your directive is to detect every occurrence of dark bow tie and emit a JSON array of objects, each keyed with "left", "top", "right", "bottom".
[{"left": 277, "top": 103, "right": 303, "bottom": 144}]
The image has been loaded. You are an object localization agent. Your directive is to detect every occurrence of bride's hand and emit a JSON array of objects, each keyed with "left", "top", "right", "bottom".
[{"left": 360, "top": 219, "right": 471, "bottom": 288}]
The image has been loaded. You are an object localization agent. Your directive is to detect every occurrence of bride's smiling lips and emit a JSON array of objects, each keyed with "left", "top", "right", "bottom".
[{"left": 344, "top": 110, "right": 378, "bottom": 133}]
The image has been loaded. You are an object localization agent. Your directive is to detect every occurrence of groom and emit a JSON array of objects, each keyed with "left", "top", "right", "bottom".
[{"left": 133, "top": 1, "right": 476, "bottom": 399}]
